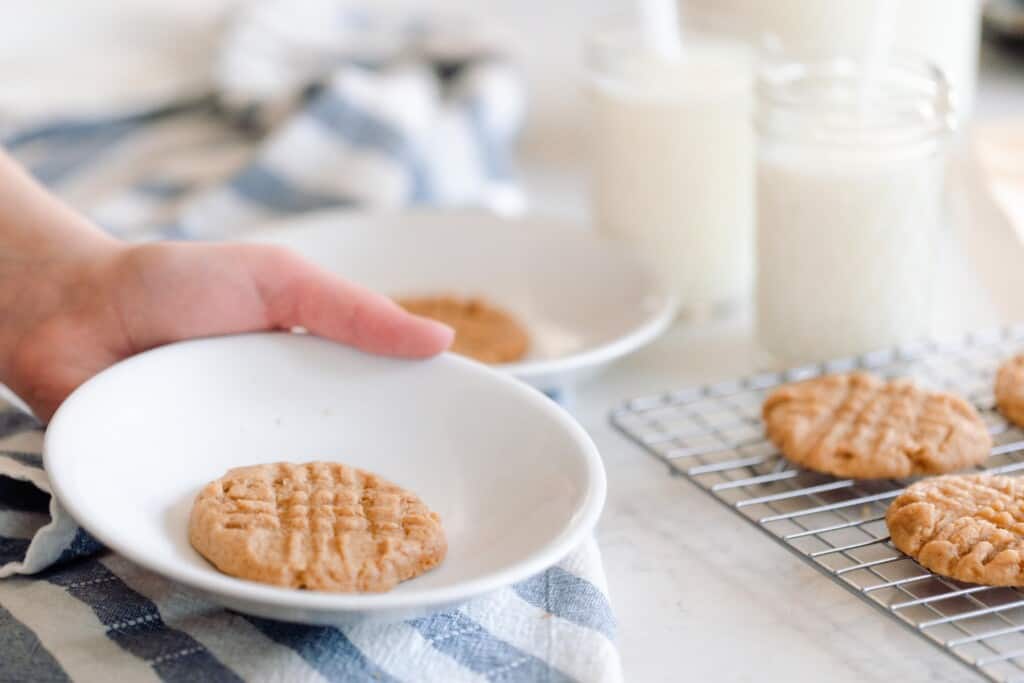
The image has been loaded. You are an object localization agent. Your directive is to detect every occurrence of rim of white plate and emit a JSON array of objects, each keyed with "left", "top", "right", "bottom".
[{"left": 244, "top": 209, "right": 679, "bottom": 384}]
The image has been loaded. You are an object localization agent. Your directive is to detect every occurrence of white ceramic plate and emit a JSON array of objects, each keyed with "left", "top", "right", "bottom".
[
  {"left": 44, "top": 333, "right": 605, "bottom": 625},
  {"left": 247, "top": 210, "right": 676, "bottom": 391}
]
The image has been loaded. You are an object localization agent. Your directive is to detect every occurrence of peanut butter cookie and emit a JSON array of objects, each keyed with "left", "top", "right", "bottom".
[
  {"left": 396, "top": 295, "right": 528, "bottom": 364},
  {"left": 888, "top": 474, "right": 1024, "bottom": 586},
  {"left": 996, "top": 355, "right": 1024, "bottom": 428},
  {"left": 189, "top": 462, "right": 446, "bottom": 592},
  {"left": 762, "top": 372, "right": 990, "bottom": 479}
]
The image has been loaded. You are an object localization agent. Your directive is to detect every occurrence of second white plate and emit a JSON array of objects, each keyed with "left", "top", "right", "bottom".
[{"left": 247, "top": 210, "right": 675, "bottom": 390}]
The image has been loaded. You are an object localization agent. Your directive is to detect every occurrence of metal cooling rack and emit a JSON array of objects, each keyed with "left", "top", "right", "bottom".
[{"left": 610, "top": 325, "right": 1024, "bottom": 683}]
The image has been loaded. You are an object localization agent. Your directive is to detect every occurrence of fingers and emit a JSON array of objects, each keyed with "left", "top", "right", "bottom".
[
  {"left": 299, "top": 277, "right": 455, "bottom": 357},
  {"left": 250, "top": 246, "right": 454, "bottom": 358}
]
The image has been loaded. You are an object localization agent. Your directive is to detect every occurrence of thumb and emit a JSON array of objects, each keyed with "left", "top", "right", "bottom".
[{"left": 251, "top": 246, "right": 454, "bottom": 358}]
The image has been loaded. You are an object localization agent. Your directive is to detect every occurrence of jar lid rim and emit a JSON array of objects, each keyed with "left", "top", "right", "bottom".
[{"left": 756, "top": 52, "right": 956, "bottom": 147}]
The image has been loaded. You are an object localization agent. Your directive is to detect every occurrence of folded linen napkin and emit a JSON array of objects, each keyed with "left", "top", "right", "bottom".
[{"left": 0, "top": 3, "right": 619, "bottom": 681}]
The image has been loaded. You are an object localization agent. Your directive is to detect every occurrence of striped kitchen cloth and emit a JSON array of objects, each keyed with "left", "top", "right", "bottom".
[
  {"left": 2, "top": 0, "right": 526, "bottom": 242},
  {"left": 0, "top": 397, "right": 619, "bottom": 682},
  {"left": 0, "top": 2, "right": 619, "bottom": 681}
]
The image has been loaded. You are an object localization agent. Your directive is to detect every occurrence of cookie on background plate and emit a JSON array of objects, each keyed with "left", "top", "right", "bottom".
[
  {"left": 396, "top": 295, "right": 529, "bottom": 364},
  {"left": 888, "top": 474, "right": 1024, "bottom": 587},
  {"left": 996, "top": 354, "right": 1024, "bottom": 428},
  {"left": 762, "top": 372, "right": 991, "bottom": 479},
  {"left": 190, "top": 461, "right": 447, "bottom": 593}
]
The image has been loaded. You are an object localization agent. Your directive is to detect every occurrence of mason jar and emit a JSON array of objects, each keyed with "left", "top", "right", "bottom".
[{"left": 756, "top": 54, "right": 955, "bottom": 363}]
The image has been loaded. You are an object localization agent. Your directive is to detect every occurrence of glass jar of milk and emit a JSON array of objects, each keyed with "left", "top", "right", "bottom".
[
  {"left": 586, "top": 23, "right": 755, "bottom": 318},
  {"left": 756, "top": 55, "right": 955, "bottom": 363}
]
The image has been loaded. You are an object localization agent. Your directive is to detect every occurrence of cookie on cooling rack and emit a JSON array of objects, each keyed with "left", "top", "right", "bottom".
[
  {"left": 189, "top": 462, "right": 446, "bottom": 592},
  {"left": 887, "top": 474, "right": 1024, "bottom": 586},
  {"left": 762, "top": 372, "right": 991, "bottom": 479},
  {"left": 395, "top": 295, "right": 529, "bottom": 364},
  {"left": 996, "top": 355, "right": 1024, "bottom": 428}
]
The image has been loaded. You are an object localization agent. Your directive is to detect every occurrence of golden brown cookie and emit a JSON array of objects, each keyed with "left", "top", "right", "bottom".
[
  {"left": 762, "top": 372, "right": 991, "bottom": 479},
  {"left": 888, "top": 474, "right": 1024, "bottom": 586},
  {"left": 189, "top": 462, "right": 446, "bottom": 592},
  {"left": 396, "top": 295, "right": 529, "bottom": 364},
  {"left": 996, "top": 355, "right": 1024, "bottom": 428}
]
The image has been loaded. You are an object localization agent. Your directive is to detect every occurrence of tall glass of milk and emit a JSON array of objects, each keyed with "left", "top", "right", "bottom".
[
  {"left": 756, "top": 55, "right": 955, "bottom": 363},
  {"left": 682, "top": 0, "right": 981, "bottom": 123},
  {"left": 585, "top": 21, "right": 755, "bottom": 318}
]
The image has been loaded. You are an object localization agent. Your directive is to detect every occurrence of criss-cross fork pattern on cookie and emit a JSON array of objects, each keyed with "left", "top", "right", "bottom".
[
  {"left": 762, "top": 372, "right": 991, "bottom": 479},
  {"left": 189, "top": 462, "right": 446, "bottom": 592},
  {"left": 888, "top": 474, "right": 1024, "bottom": 586}
]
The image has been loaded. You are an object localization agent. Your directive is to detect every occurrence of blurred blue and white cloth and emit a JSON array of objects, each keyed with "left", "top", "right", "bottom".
[
  {"left": 3, "top": 0, "right": 526, "bottom": 240},
  {"left": 0, "top": 3, "right": 620, "bottom": 681}
]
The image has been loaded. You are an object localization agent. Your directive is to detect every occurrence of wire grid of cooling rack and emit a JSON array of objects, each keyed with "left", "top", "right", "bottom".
[{"left": 610, "top": 325, "right": 1024, "bottom": 683}]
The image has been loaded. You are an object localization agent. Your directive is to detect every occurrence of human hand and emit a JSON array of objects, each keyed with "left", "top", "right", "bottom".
[{"left": 0, "top": 239, "right": 453, "bottom": 421}]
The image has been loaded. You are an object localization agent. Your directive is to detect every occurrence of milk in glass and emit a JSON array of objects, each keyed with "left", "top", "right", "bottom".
[
  {"left": 756, "top": 56, "right": 954, "bottom": 362},
  {"left": 587, "top": 28, "right": 755, "bottom": 315}
]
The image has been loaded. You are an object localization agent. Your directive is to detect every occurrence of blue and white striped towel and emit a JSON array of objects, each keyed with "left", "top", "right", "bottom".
[{"left": 0, "top": 2, "right": 620, "bottom": 681}]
